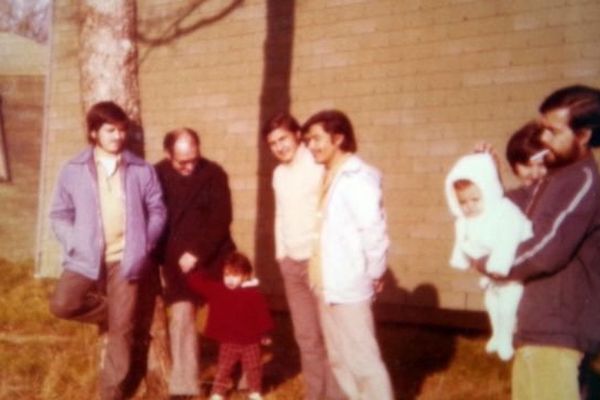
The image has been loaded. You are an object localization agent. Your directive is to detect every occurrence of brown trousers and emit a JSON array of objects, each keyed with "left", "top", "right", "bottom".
[{"left": 50, "top": 263, "right": 138, "bottom": 400}]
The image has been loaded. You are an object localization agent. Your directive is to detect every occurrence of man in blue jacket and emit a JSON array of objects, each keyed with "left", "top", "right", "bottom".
[
  {"left": 497, "top": 85, "right": 600, "bottom": 400},
  {"left": 49, "top": 101, "right": 166, "bottom": 400}
]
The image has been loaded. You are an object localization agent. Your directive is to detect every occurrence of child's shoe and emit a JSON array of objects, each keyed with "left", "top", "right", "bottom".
[
  {"left": 496, "top": 342, "right": 514, "bottom": 361},
  {"left": 485, "top": 337, "right": 498, "bottom": 354},
  {"left": 209, "top": 394, "right": 224, "bottom": 400},
  {"left": 248, "top": 392, "right": 263, "bottom": 400}
]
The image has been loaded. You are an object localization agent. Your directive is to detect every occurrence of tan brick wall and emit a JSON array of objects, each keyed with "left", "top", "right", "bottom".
[
  {"left": 36, "top": 0, "right": 85, "bottom": 276},
  {"left": 37, "top": 0, "right": 600, "bottom": 320},
  {"left": 0, "top": 32, "right": 47, "bottom": 263},
  {"left": 0, "top": 33, "right": 49, "bottom": 75},
  {"left": 0, "top": 75, "right": 45, "bottom": 262}
]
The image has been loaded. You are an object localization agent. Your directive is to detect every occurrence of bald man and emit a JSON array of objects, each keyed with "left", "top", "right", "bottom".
[{"left": 155, "top": 128, "right": 236, "bottom": 398}]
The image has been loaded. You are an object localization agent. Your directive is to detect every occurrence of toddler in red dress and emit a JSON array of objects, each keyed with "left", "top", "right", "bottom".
[{"left": 181, "top": 251, "right": 273, "bottom": 400}]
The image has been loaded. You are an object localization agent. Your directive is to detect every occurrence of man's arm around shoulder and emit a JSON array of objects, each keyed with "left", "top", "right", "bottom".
[{"left": 510, "top": 164, "right": 599, "bottom": 281}]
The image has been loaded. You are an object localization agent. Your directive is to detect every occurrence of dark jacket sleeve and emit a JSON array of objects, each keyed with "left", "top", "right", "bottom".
[
  {"left": 185, "top": 270, "right": 220, "bottom": 300},
  {"left": 152, "top": 161, "right": 171, "bottom": 263},
  {"left": 187, "top": 163, "right": 235, "bottom": 269},
  {"left": 509, "top": 165, "right": 597, "bottom": 281}
]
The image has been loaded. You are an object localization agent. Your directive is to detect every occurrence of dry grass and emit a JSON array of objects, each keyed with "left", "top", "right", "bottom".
[{"left": 0, "top": 259, "right": 513, "bottom": 400}]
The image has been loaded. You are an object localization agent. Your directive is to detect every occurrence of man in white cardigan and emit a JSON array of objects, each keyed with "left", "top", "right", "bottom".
[
  {"left": 301, "top": 109, "right": 393, "bottom": 400},
  {"left": 263, "top": 112, "right": 345, "bottom": 400}
]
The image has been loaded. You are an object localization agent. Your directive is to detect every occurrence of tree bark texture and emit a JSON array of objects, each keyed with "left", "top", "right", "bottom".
[
  {"left": 79, "top": 0, "right": 139, "bottom": 118},
  {"left": 0, "top": 0, "right": 50, "bottom": 44},
  {"left": 78, "top": 0, "right": 144, "bottom": 154}
]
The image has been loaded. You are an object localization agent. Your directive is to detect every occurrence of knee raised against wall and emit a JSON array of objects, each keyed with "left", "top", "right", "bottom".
[{"left": 49, "top": 295, "right": 78, "bottom": 319}]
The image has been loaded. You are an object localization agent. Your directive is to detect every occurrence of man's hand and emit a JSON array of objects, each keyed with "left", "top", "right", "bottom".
[
  {"left": 470, "top": 257, "right": 509, "bottom": 281},
  {"left": 473, "top": 141, "right": 501, "bottom": 171},
  {"left": 261, "top": 336, "right": 272, "bottom": 346},
  {"left": 471, "top": 257, "right": 487, "bottom": 275},
  {"left": 473, "top": 141, "right": 495, "bottom": 154},
  {"left": 179, "top": 252, "right": 198, "bottom": 273}
]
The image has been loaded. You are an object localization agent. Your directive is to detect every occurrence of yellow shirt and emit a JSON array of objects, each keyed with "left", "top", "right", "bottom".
[{"left": 95, "top": 151, "right": 125, "bottom": 263}]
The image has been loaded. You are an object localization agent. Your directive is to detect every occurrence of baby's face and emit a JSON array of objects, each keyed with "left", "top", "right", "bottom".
[
  {"left": 223, "top": 266, "right": 249, "bottom": 290},
  {"left": 456, "top": 184, "right": 483, "bottom": 218}
]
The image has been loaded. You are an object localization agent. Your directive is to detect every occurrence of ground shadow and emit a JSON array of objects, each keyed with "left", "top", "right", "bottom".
[
  {"left": 377, "top": 271, "right": 459, "bottom": 400},
  {"left": 261, "top": 312, "right": 301, "bottom": 393}
]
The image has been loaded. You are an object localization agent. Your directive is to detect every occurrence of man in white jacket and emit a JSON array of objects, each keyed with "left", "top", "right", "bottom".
[{"left": 302, "top": 109, "right": 393, "bottom": 400}]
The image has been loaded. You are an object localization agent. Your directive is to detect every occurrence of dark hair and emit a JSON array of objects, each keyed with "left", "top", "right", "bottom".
[
  {"left": 453, "top": 179, "right": 475, "bottom": 191},
  {"left": 505, "top": 120, "right": 545, "bottom": 172},
  {"left": 539, "top": 84, "right": 600, "bottom": 143},
  {"left": 301, "top": 109, "right": 358, "bottom": 153},
  {"left": 86, "top": 101, "right": 129, "bottom": 144},
  {"left": 223, "top": 251, "right": 253, "bottom": 276},
  {"left": 163, "top": 127, "right": 200, "bottom": 154},
  {"left": 262, "top": 112, "right": 301, "bottom": 139}
]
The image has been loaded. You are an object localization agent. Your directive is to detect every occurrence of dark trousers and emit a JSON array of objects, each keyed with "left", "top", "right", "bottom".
[{"left": 49, "top": 263, "right": 138, "bottom": 400}]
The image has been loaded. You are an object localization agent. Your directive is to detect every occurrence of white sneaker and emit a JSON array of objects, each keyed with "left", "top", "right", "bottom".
[
  {"left": 209, "top": 394, "right": 224, "bottom": 400},
  {"left": 248, "top": 392, "right": 263, "bottom": 400},
  {"left": 485, "top": 337, "right": 498, "bottom": 354},
  {"left": 497, "top": 343, "right": 514, "bottom": 361}
]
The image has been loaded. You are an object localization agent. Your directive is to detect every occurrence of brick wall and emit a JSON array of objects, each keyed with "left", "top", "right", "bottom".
[
  {"left": 0, "top": 33, "right": 47, "bottom": 263},
  {"left": 36, "top": 0, "right": 83, "bottom": 275},
  {"left": 36, "top": 0, "right": 600, "bottom": 324}
]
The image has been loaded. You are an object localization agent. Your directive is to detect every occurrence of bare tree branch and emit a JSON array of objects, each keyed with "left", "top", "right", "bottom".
[
  {"left": 137, "top": 0, "right": 243, "bottom": 46},
  {"left": 0, "top": 0, "right": 50, "bottom": 44}
]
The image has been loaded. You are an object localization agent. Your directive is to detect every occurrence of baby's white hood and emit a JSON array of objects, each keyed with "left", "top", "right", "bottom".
[{"left": 445, "top": 153, "right": 503, "bottom": 218}]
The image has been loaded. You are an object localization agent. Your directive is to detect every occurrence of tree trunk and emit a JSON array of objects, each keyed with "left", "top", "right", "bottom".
[
  {"left": 78, "top": 1, "right": 170, "bottom": 396},
  {"left": 79, "top": 0, "right": 143, "bottom": 155}
]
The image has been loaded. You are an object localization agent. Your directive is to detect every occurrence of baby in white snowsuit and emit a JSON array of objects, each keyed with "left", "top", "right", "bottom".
[{"left": 445, "top": 153, "right": 532, "bottom": 361}]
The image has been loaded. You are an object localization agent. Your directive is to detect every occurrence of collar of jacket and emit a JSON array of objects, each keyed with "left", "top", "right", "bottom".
[
  {"left": 69, "top": 147, "right": 146, "bottom": 167},
  {"left": 157, "top": 156, "right": 209, "bottom": 175},
  {"left": 337, "top": 154, "right": 362, "bottom": 175},
  {"left": 241, "top": 278, "right": 260, "bottom": 288},
  {"left": 546, "top": 152, "right": 596, "bottom": 179}
]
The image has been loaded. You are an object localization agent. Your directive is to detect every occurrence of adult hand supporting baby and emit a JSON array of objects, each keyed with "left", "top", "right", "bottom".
[{"left": 470, "top": 256, "right": 509, "bottom": 281}]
